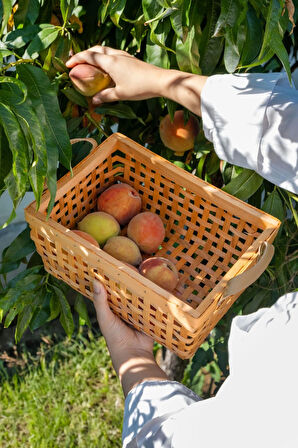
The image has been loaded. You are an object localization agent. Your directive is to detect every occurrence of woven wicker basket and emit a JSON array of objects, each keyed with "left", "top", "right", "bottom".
[{"left": 25, "top": 133, "right": 280, "bottom": 359}]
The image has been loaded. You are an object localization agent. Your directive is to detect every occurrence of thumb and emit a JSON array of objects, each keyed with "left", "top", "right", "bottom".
[
  {"left": 92, "top": 87, "right": 119, "bottom": 105},
  {"left": 93, "top": 280, "right": 115, "bottom": 330}
]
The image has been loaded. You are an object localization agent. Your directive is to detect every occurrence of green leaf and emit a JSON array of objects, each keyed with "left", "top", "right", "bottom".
[
  {"left": 269, "top": 32, "right": 292, "bottom": 82},
  {"left": 62, "top": 86, "right": 88, "bottom": 108},
  {"left": 49, "top": 292, "right": 61, "bottom": 321},
  {"left": 29, "top": 290, "right": 51, "bottom": 330},
  {"left": 4, "top": 304, "right": 20, "bottom": 328},
  {"left": 74, "top": 294, "right": 91, "bottom": 327},
  {"left": 15, "top": 304, "right": 35, "bottom": 342},
  {"left": 7, "top": 266, "right": 41, "bottom": 289},
  {"left": 0, "top": 102, "right": 29, "bottom": 217},
  {"left": 17, "top": 64, "right": 72, "bottom": 213},
  {"left": 258, "top": 0, "right": 281, "bottom": 60},
  {"left": 199, "top": 0, "right": 224, "bottom": 75},
  {"left": 0, "top": 273, "right": 43, "bottom": 313},
  {"left": 4, "top": 24, "right": 48, "bottom": 49},
  {"left": 0, "top": 0, "right": 13, "bottom": 37},
  {"left": 166, "top": 99, "right": 178, "bottom": 121},
  {"left": 60, "top": 0, "right": 79, "bottom": 23},
  {"left": 52, "top": 285, "right": 74, "bottom": 337},
  {"left": 176, "top": 25, "right": 200, "bottom": 74},
  {"left": 2, "top": 226, "right": 35, "bottom": 265},
  {"left": 222, "top": 169, "right": 263, "bottom": 200},
  {"left": 213, "top": 0, "right": 241, "bottom": 37},
  {"left": 0, "top": 127, "right": 12, "bottom": 195},
  {"left": 95, "top": 103, "right": 144, "bottom": 124},
  {"left": 224, "top": 27, "right": 240, "bottom": 73},
  {"left": 146, "top": 31, "right": 170, "bottom": 69},
  {"left": 0, "top": 76, "right": 27, "bottom": 104},
  {"left": 9, "top": 91, "right": 47, "bottom": 210},
  {"left": 262, "top": 189, "right": 284, "bottom": 222},
  {"left": 14, "top": 0, "right": 40, "bottom": 26},
  {"left": 110, "top": 0, "right": 126, "bottom": 28},
  {"left": 190, "top": 346, "right": 213, "bottom": 381},
  {"left": 23, "top": 26, "right": 59, "bottom": 59},
  {"left": 240, "top": 5, "right": 263, "bottom": 66}
]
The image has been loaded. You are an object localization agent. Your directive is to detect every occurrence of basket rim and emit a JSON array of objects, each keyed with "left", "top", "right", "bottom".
[{"left": 25, "top": 133, "right": 281, "bottom": 323}]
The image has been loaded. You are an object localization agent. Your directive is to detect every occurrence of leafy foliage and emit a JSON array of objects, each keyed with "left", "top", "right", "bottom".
[{"left": 0, "top": 0, "right": 297, "bottom": 393}]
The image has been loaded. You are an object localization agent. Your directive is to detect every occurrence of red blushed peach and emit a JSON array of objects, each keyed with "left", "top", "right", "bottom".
[
  {"left": 103, "top": 236, "right": 142, "bottom": 266},
  {"left": 69, "top": 63, "right": 111, "bottom": 97},
  {"left": 127, "top": 212, "right": 165, "bottom": 254},
  {"left": 72, "top": 230, "right": 100, "bottom": 248},
  {"left": 97, "top": 183, "right": 142, "bottom": 226},
  {"left": 139, "top": 257, "right": 179, "bottom": 292},
  {"left": 159, "top": 110, "right": 199, "bottom": 155}
]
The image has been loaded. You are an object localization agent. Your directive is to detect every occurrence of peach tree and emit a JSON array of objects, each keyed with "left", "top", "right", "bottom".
[{"left": 0, "top": 0, "right": 297, "bottom": 389}]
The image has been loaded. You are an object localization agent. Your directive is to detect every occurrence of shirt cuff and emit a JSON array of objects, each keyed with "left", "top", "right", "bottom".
[
  {"left": 122, "top": 380, "right": 201, "bottom": 447},
  {"left": 201, "top": 73, "right": 281, "bottom": 172}
]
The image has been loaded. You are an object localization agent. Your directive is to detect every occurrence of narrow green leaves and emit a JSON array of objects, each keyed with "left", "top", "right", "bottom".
[
  {"left": 262, "top": 189, "right": 285, "bottom": 222},
  {"left": 0, "top": 127, "right": 12, "bottom": 196},
  {"left": 2, "top": 226, "right": 35, "bottom": 266},
  {"left": 222, "top": 169, "right": 263, "bottom": 200},
  {"left": 75, "top": 294, "right": 91, "bottom": 327},
  {"left": 23, "top": 26, "right": 59, "bottom": 59},
  {"left": 0, "top": 102, "right": 29, "bottom": 225},
  {"left": 95, "top": 103, "right": 144, "bottom": 122},
  {"left": 258, "top": 0, "right": 291, "bottom": 82},
  {"left": 0, "top": 0, "right": 13, "bottom": 37},
  {"left": 17, "top": 64, "right": 72, "bottom": 214},
  {"left": 52, "top": 285, "right": 74, "bottom": 337}
]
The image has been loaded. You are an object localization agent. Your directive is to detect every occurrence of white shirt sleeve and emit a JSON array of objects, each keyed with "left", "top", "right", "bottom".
[
  {"left": 122, "top": 292, "right": 298, "bottom": 448},
  {"left": 201, "top": 73, "right": 298, "bottom": 194},
  {"left": 122, "top": 380, "right": 201, "bottom": 447}
]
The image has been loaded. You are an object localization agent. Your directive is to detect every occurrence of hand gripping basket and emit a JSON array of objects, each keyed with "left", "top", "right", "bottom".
[{"left": 25, "top": 133, "right": 280, "bottom": 359}]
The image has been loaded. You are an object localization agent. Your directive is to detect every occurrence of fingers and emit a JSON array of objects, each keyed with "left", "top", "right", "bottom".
[
  {"left": 66, "top": 50, "right": 108, "bottom": 69},
  {"left": 93, "top": 280, "right": 116, "bottom": 331},
  {"left": 66, "top": 46, "right": 129, "bottom": 68},
  {"left": 92, "top": 87, "right": 119, "bottom": 105}
]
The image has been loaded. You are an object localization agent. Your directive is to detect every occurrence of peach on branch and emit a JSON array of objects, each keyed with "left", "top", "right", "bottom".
[
  {"left": 159, "top": 110, "right": 199, "bottom": 155},
  {"left": 69, "top": 63, "right": 111, "bottom": 97},
  {"left": 139, "top": 257, "right": 179, "bottom": 292},
  {"left": 72, "top": 230, "right": 99, "bottom": 248},
  {"left": 78, "top": 212, "right": 120, "bottom": 246},
  {"left": 103, "top": 236, "right": 142, "bottom": 266},
  {"left": 97, "top": 183, "right": 142, "bottom": 226},
  {"left": 127, "top": 212, "right": 165, "bottom": 254}
]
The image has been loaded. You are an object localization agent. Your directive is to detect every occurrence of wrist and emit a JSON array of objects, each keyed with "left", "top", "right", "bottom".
[
  {"left": 109, "top": 347, "right": 168, "bottom": 397},
  {"left": 158, "top": 68, "right": 208, "bottom": 116}
]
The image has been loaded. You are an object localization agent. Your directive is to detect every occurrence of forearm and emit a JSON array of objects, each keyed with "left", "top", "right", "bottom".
[
  {"left": 110, "top": 348, "right": 168, "bottom": 397},
  {"left": 158, "top": 69, "right": 208, "bottom": 117}
]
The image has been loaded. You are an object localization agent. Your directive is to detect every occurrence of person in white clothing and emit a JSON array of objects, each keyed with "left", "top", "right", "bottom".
[{"left": 66, "top": 47, "right": 298, "bottom": 448}]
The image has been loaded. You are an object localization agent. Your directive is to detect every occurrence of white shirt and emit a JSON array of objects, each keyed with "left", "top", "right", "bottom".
[{"left": 122, "top": 73, "right": 298, "bottom": 448}]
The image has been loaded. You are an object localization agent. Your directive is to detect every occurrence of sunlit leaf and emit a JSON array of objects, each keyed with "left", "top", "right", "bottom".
[{"left": 222, "top": 169, "right": 263, "bottom": 200}]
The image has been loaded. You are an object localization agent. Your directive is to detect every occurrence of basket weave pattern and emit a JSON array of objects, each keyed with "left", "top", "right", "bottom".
[{"left": 25, "top": 134, "right": 280, "bottom": 358}]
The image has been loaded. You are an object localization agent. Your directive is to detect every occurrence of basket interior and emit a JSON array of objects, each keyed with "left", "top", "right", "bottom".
[{"left": 49, "top": 145, "right": 264, "bottom": 309}]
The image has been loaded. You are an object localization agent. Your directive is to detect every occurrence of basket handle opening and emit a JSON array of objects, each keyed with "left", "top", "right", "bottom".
[
  {"left": 70, "top": 137, "right": 98, "bottom": 152},
  {"left": 222, "top": 241, "right": 274, "bottom": 300}
]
